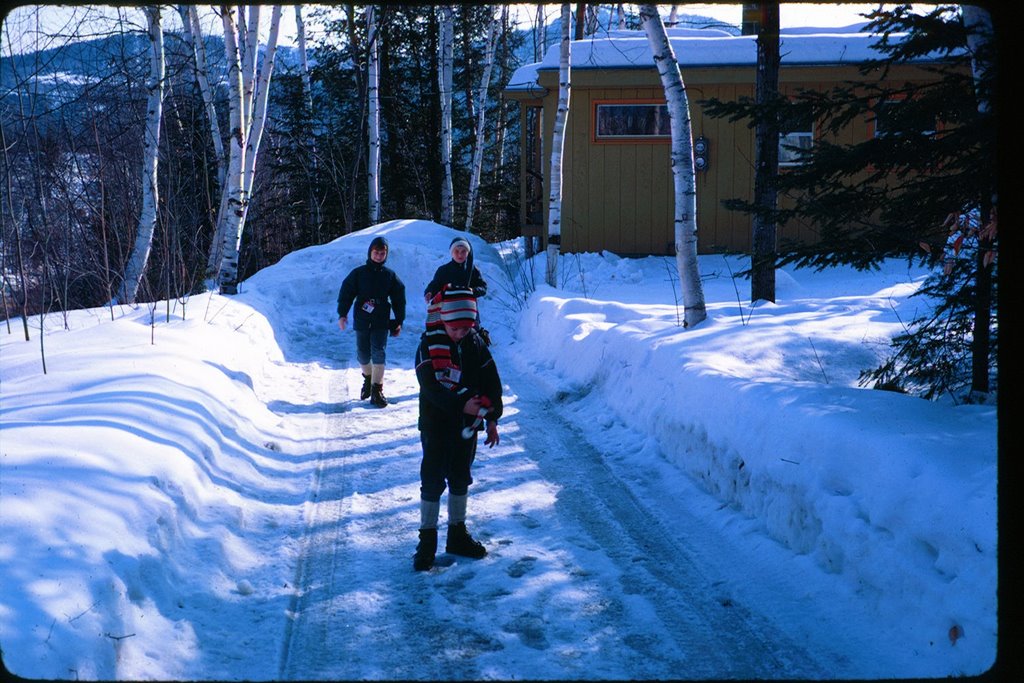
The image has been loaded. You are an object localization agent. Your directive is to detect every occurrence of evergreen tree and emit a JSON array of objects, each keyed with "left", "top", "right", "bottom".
[{"left": 701, "top": 5, "right": 997, "bottom": 401}]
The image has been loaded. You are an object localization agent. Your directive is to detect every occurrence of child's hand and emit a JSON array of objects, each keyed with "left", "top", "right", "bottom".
[
  {"left": 463, "top": 396, "right": 487, "bottom": 416},
  {"left": 338, "top": 317, "right": 347, "bottom": 330},
  {"left": 484, "top": 422, "right": 499, "bottom": 447}
]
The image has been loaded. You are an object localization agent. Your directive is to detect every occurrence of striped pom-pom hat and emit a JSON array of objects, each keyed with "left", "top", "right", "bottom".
[{"left": 436, "top": 285, "right": 477, "bottom": 328}]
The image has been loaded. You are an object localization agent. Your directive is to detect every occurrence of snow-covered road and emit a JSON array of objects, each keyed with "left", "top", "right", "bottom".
[{"left": 268, "top": 315, "right": 840, "bottom": 680}]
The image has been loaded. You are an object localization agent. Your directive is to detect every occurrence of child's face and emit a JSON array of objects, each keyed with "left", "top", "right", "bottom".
[
  {"left": 444, "top": 323, "right": 472, "bottom": 341},
  {"left": 370, "top": 246, "right": 387, "bottom": 263},
  {"left": 451, "top": 246, "right": 469, "bottom": 263}
]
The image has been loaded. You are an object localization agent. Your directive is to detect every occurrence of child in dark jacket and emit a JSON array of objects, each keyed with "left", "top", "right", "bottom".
[
  {"left": 337, "top": 236, "right": 407, "bottom": 407},
  {"left": 423, "top": 237, "right": 487, "bottom": 302},
  {"left": 423, "top": 237, "right": 491, "bottom": 345},
  {"left": 412, "top": 285, "right": 502, "bottom": 571}
]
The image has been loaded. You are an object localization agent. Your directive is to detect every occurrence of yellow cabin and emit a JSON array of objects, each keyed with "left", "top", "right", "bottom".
[{"left": 504, "top": 26, "right": 962, "bottom": 255}]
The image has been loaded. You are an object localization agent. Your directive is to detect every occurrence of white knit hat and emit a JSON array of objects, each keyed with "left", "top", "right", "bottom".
[{"left": 450, "top": 237, "right": 471, "bottom": 255}]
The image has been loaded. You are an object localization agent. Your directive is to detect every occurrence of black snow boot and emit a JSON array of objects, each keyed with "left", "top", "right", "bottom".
[
  {"left": 413, "top": 528, "right": 437, "bottom": 571},
  {"left": 359, "top": 374, "right": 372, "bottom": 400},
  {"left": 445, "top": 522, "right": 487, "bottom": 559},
  {"left": 370, "top": 383, "right": 388, "bottom": 407}
]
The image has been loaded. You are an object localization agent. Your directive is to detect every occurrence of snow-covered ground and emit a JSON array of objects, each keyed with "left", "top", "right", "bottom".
[{"left": 1, "top": 219, "right": 998, "bottom": 679}]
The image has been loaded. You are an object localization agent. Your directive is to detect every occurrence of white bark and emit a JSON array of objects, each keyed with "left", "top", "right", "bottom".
[
  {"left": 295, "top": 5, "right": 314, "bottom": 117},
  {"left": 438, "top": 5, "right": 454, "bottom": 225},
  {"left": 367, "top": 5, "right": 381, "bottom": 224},
  {"left": 242, "top": 5, "right": 280, "bottom": 198},
  {"left": 465, "top": 8, "right": 499, "bottom": 231},
  {"left": 215, "top": 4, "right": 282, "bottom": 291},
  {"left": 639, "top": 4, "right": 706, "bottom": 326},
  {"left": 241, "top": 5, "right": 260, "bottom": 125},
  {"left": 119, "top": 5, "right": 164, "bottom": 304},
  {"left": 617, "top": 4, "right": 627, "bottom": 30},
  {"left": 545, "top": 3, "right": 571, "bottom": 288},
  {"left": 209, "top": 4, "right": 246, "bottom": 291},
  {"left": 668, "top": 4, "right": 679, "bottom": 26},
  {"left": 534, "top": 4, "right": 545, "bottom": 61},
  {"left": 178, "top": 5, "right": 225, "bottom": 188}
]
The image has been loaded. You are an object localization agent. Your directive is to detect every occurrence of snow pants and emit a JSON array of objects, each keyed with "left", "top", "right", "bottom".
[{"left": 419, "top": 429, "right": 478, "bottom": 501}]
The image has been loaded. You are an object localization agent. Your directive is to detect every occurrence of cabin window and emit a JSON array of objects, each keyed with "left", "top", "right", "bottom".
[
  {"left": 593, "top": 100, "right": 671, "bottom": 142},
  {"left": 778, "top": 112, "right": 814, "bottom": 167},
  {"left": 872, "top": 98, "right": 936, "bottom": 138}
]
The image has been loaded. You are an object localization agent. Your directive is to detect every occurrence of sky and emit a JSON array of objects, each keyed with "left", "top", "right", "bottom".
[
  {"left": 1, "top": 4, "right": 908, "bottom": 55},
  {"left": 0, "top": 219, "right": 1000, "bottom": 680}
]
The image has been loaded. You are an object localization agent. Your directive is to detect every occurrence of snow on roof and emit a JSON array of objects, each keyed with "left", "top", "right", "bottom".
[{"left": 506, "top": 26, "right": 960, "bottom": 93}]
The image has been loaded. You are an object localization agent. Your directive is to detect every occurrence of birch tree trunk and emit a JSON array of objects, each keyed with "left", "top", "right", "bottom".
[
  {"left": 438, "top": 5, "right": 454, "bottom": 225},
  {"left": 208, "top": 4, "right": 246, "bottom": 292},
  {"left": 294, "top": 4, "right": 321, "bottom": 230},
  {"left": 545, "top": 3, "right": 571, "bottom": 288},
  {"left": 464, "top": 7, "right": 498, "bottom": 232},
  {"left": 241, "top": 6, "right": 280, "bottom": 201},
  {"left": 216, "top": 4, "right": 282, "bottom": 293},
  {"left": 367, "top": 5, "right": 381, "bottom": 224},
  {"left": 751, "top": 1, "right": 779, "bottom": 303},
  {"left": 241, "top": 5, "right": 260, "bottom": 126},
  {"left": 617, "top": 4, "right": 627, "bottom": 30},
  {"left": 119, "top": 5, "right": 164, "bottom": 304},
  {"left": 295, "top": 5, "right": 314, "bottom": 117},
  {"left": 534, "top": 4, "right": 546, "bottom": 61},
  {"left": 178, "top": 5, "right": 224, "bottom": 188},
  {"left": 639, "top": 4, "right": 706, "bottom": 326}
]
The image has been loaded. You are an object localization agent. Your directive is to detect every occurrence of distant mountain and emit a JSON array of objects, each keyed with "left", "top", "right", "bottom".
[{"left": 2, "top": 29, "right": 301, "bottom": 93}]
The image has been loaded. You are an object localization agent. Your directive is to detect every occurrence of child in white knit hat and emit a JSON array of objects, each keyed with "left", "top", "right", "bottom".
[{"left": 424, "top": 236, "right": 491, "bottom": 344}]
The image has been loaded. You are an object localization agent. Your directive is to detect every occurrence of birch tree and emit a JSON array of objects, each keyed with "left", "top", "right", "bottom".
[
  {"left": 118, "top": 5, "right": 164, "bottom": 304},
  {"left": 638, "top": 4, "right": 706, "bottom": 326},
  {"left": 438, "top": 5, "right": 454, "bottom": 225},
  {"left": 367, "top": 5, "right": 381, "bottom": 224},
  {"left": 617, "top": 4, "right": 627, "bottom": 30},
  {"left": 464, "top": 7, "right": 499, "bottom": 232},
  {"left": 751, "top": 1, "right": 780, "bottom": 303},
  {"left": 545, "top": 3, "right": 571, "bottom": 288},
  {"left": 207, "top": 5, "right": 245, "bottom": 290},
  {"left": 178, "top": 5, "right": 224, "bottom": 189},
  {"left": 534, "top": 4, "right": 547, "bottom": 61},
  {"left": 211, "top": 4, "right": 283, "bottom": 293},
  {"left": 295, "top": 5, "right": 314, "bottom": 118}
]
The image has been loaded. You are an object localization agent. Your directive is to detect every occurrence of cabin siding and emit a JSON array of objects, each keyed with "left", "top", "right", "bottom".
[{"left": 515, "top": 61, "right": 951, "bottom": 256}]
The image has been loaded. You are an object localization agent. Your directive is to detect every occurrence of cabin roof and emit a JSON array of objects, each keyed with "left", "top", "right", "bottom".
[{"left": 506, "top": 24, "right": 963, "bottom": 94}]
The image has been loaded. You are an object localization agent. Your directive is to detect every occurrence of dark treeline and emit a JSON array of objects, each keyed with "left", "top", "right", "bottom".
[{"left": 1, "top": 5, "right": 527, "bottom": 320}]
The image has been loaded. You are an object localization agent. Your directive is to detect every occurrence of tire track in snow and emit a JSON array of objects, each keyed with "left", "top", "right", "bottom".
[{"left": 276, "top": 325, "right": 831, "bottom": 679}]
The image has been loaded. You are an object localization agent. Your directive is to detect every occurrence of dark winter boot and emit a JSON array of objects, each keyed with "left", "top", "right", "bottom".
[
  {"left": 445, "top": 522, "right": 487, "bottom": 559},
  {"left": 359, "top": 374, "right": 372, "bottom": 400},
  {"left": 413, "top": 528, "right": 437, "bottom": 571},
  {"left": 370, "top": 383, "right": 388, "bottom": 407}
]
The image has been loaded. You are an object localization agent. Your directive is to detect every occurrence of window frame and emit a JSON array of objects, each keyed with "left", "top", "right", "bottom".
[{"left": 592, "top": 99, "right": 672, "bottom": 145}]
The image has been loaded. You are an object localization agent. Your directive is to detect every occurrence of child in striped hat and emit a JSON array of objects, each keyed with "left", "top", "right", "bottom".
[{"left": 412, "top": 285, "right": 503, "bottom": 571}]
